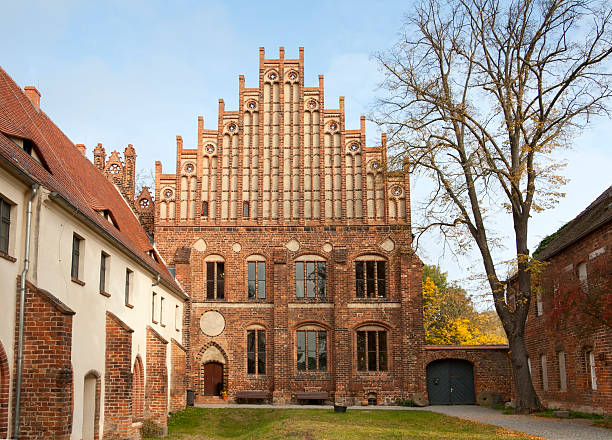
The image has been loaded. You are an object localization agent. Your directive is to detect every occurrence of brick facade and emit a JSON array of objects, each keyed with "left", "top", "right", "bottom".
[
  {"left": 12, "top": 283, "right": 75, "bottom": 439},
  {"left": 132, "top": 355, "right": 145, "bottom": 422},
  {"left": 0, "top": 340, "right": 9, "bottom": 438},
  {"left": 523, "top": 212, "right": 611, "bottom": 414},
  {"left": 424, "top": 346, "right": 512, "bottom": 401},
  {"left": 145, "top": 327, "right": 168, "bottom": 433},
  {"left": 104, "top": 312, "right": 134, "bottom": 439},
  {"left": 170, "top": 339, "right": 187, "bottom": 412},
  {"left": 153, "top": 47, "right": 427, "bottom": 406}
]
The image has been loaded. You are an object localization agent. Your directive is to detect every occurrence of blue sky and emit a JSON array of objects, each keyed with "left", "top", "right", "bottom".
[{"left": 3, "top": 0, "right": 611, "bottom": 306}]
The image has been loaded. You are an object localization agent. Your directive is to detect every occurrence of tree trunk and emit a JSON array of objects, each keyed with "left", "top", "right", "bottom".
[{"left": 508, "top": 329, "right": 541, "bottom": 413}]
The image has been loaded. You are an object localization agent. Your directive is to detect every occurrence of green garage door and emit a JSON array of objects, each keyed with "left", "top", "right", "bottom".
[{"left": 426, "top": 359, "right": 475, "bottom": 405}]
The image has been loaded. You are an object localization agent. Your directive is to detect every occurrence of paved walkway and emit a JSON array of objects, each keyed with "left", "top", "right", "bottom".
[{"left": 195, "top": 403, "right": 611, "bottom": 439}]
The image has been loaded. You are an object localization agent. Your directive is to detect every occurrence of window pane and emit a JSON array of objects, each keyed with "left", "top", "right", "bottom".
[
  {"left": 258, "top": 330, "right": 266, "bottom": 374},
  {"left": 357, "top": 331, "right": 366, "bottom": 371},
  {"left": 317, "top": 262, "right": 326, "bottom": 298},
  {"left": 296, "top": 262, "right": 304, "bottom": 298},
  {"left": 247, "top": 351, "right": 255, "bottom": 374},
  {"left": 247, "top": 330, "right": 255, "bottom": 352},
  {"left": 248, "top": 262, "right": 256, "bottom": 298},
  {"left": 99, "top": 254, "right": 106, "bottom": 292},
  {"left": 367, "top": 331, "right": 377, "bottom": 371},
  {"left": 202, "top": 201, "right": 208, "bottom": 217},
  {"left": 217, "top": 262, "right": 225, "bottom": 299},
  {"left": 377, "top": 262, "right": 386, "bottom": 297},
  {"left": 71, "top": 236, "right": 80, "bottom": 279},
  {"left": 206, "top": 262, "right": 215, "bottom": 299},
  {"left": 306, "top": 262, "right": 315, "bottom": 298},
  {"left": 297, "top": 331, "right": 306, "bottom": 371},
  {"left": 378, "top": 331, "right": 387, "bottom": 371},
  {"left": 0, "top": 201, "right": 9, "bottom": 254},
  {"left": 243, "top": 202, "right": 250, "bottom": 218},
  {"left": 307, "top": 331, "right": 316, "bottom": 370},
  {"left": 318, "top": 332, "right": 327, "bottom": 371},
  {"left": 356, "top": 262, "right": 365, "bottom": 298},
  {"left": 258, "top": 262, "right": 266, "bottom": 299},
  {"left": 366, "top": 261, "right": 376, "bottom": 297}
]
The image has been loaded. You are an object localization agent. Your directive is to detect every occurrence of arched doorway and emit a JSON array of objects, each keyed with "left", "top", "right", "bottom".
[
  {"left": 132, "top": 356, "right": 144, "bottom": 421},
  {"left": 426, "top": 359, "right": 475, "bottom": 405},
  {"left": 82, "top": 371, "right": 100, "bottom": 440},
  {"left": 202, "top": 362, "right": 223, "bottom": 396}
]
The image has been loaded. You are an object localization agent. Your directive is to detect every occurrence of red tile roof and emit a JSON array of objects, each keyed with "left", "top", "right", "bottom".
[{"left": 0, "top": 66, "right": 185, "bottom": 299}]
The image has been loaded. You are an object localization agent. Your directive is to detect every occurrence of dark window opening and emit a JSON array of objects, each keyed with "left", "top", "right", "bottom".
[
  {"left": 297, "top": 330, "right": 327, "bottom": 372},
  {"left": 99, "top": 252, "right": 108, "bottom": 293},
  {"left": 0, "top": 197, "right": 11, "bottom": 254},
  {"left": 248, "top": 261, "right": 266, "bottom": 299},
  {"left": 206, "top": 261, "right": 225, "bottom": 299},
  {"left": 125, "top": 268, "right": 133, "bottom": 304},
  {"left": 355, "top": 260, "right": 386, "bottom": 298},
  {"left": 243, "top": 201, "right": 250, "bottom": 218},
  {"left": 357, "top": 330, "right": 388, "bottom": 372},
  {"left": 71, "top": 234, "right": 82, "bottom": 280},
  {"left": 247, "top": 329, "right": 266, "bottom": 375},
  {"left": 201, "top": 201, "right": 208, "bottom": 217},
  {"left": 295, "top": 261, "right": 327, "bottom": 299}
]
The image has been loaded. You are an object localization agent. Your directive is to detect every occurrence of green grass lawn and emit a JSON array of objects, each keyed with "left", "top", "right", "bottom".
[{"left": 145, "top": 407, "right": 539, "bottom": 440}]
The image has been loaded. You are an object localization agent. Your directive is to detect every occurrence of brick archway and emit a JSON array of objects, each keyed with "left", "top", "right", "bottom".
[
  {"left": 0, "top": 341, "right": 8, "bottom": 438},
  {"left": 132, "top": 355, "right": 144, "bottom": 421},
  {"left": 195, "top": 342, "right": 229, "bottom": 395}
]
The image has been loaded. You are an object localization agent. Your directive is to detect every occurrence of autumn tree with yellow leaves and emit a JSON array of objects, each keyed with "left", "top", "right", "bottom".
[{"left": 423, "top": 265, "right": 507, "bottom": 345}]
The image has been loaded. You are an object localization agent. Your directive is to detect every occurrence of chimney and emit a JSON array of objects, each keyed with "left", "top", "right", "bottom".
[
  {"left": 24, "top": 86, "right": 41, "bottom": 110},
  {"left": 76, "top": 144, "right": 86, "bottom": 156}
]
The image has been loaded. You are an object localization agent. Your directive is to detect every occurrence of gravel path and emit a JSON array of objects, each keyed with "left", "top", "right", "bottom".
[
  {"left": 195, "top": 403, "right": 610, "bottom": 439},
  {"left": 425, "top": 405, "right": 611, "bottom": 440}
]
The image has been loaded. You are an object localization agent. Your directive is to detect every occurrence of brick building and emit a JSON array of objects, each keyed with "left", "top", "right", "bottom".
[
  {"left": 0, "top": 67, "right": 186, "bottom": 439},
  {"left": 153, "top": 47, "right": 424, "bottom": 405},
  {"left": 152, "top": 47, "right": 513, "bottom": 406},
  {"left": 522, "top": 186, "right": 612, "bottom": 414}
]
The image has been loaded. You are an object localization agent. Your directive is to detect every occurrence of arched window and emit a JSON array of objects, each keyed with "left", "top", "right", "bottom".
[
  {"left": 205, "top": 255, "right": 225, "bottom": 300},
  {"left": 246, "top": 255, "right": 266, "bottom": 300},
  {"left": 246, "top": 325, "right": 266, "bottom": 375},
  {"left": 355, "top": 255, "right": 387, "bottom": 298},
  {"left": 201, "top": 200, "right": 209, "bottom": 217},
  {"left": 356, "top": 325, "right": 388, "bottom": 372},
  {"left": 295, "top": 255, "right": 327, "bottom": 299},
  {"left": 296, "top": 325, "right": 327, "bottom": 372},
  {"left": 132, "top": 356, "right": 144, "bottom": 421}
]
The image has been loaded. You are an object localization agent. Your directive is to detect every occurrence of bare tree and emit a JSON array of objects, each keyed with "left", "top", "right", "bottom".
[{"left": 374, "top": 0, "right": 612, "bottom": 412}]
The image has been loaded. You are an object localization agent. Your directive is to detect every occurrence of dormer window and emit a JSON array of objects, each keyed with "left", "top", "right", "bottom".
[
  {"left": 97, "top": 209, "right": 119, "bottom": 229},
  {"left": 7, "top": 136, "right": 42, "bottom": 164}
]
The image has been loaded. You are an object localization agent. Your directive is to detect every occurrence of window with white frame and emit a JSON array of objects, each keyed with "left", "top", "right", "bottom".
[
  {"left": 99, "top": 252, "right": 109, "bottom": 293},
  {"left": 247, "top": 255, "right": 266, "bottom": 300},
  {"left": 540, "top": 354, "right": 548, "bottom": 391},
  {"left": 160, "top": 297, "right": 165, "bottom": 326},
  {"left": 124, "top": 268, "right": 133, "bottom": 305},
  {"left": 205, "top": 255, "right": 225, "bottom": 300},
  {"left": 175, "top": 305, "right": 180, "bottom": 331},
  {"left": 152, "top": 292, "right": 158, "bottom": 323},
  {"left": 586, "top": 350, "right": 597, "bottom": 391},
  {"left": 558, "top": 351, "right": 567, "bottom": 392}
]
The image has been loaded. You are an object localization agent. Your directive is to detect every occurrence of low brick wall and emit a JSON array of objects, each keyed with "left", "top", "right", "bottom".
[{"left": 424, "top": 345, "right": 512, "bottom": 403}]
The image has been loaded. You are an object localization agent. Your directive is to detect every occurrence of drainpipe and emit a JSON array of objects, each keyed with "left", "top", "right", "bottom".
[
  {"left": 152, "top": 273, "right": 160, "bottom": 287},
  {"left": 13, "top": 183, "right": 39, "bottom": 439}
]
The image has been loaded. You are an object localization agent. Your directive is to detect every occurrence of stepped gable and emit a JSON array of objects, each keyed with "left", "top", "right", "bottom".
[{"left": 0, "top": 65, "right": 183, "bottom": 297}]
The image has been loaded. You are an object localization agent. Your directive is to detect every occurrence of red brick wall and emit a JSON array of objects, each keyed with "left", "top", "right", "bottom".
[
  {"left": 424, "top": 346, "right": 513, "bottom": 402},
  {"left": 525, "top": 222, "right": 611, "bottom": 414},
  {"left": 104, "top": 312, "right": 134, "bottom": 439},
  {"left": 170, "top": 339, "right": 187, "bottom": 412},
  {"left": 156, "top": 227, "right": 425, "bottom": 405},
  {"left": 12, "top": 283, "right": 74, "bottom": 439},
  {"left": 145, "top": 327, "right": 168, "bottom": 432},
  {"left": 132, "top": 355, "right": 144, "bottom": 421},
  {"left": 0, "top": 340, "right": 9, "bottom": 438}
]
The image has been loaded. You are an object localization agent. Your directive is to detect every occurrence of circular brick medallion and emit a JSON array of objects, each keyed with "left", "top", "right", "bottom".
[
  {"left": 200, "top": 311, "right": 225, "bottom": 337},
  {"left": 323, "top": 243, "right": 333, "bottom": 253},
  {"left": 232, "top": 242, "right": 242, "bottom": 253},
  {"left": 285, "top": 239, "right": 300, "bottom": 252}
]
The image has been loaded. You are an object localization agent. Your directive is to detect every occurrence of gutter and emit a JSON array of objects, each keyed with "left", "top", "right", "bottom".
[
  {"left": 48, "top": 191, "right": 187, "bottom": 300},
  {"left": 13, "top": 183, "right": 39, "bottom": 439}
]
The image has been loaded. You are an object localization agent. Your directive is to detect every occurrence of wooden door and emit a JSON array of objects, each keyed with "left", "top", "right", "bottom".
[
  {"left": 203, "top": 362, "right": 223, "bottom": 395},
  {"left": 426, "top": 359, "right": 475, "bottom": 405}
]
